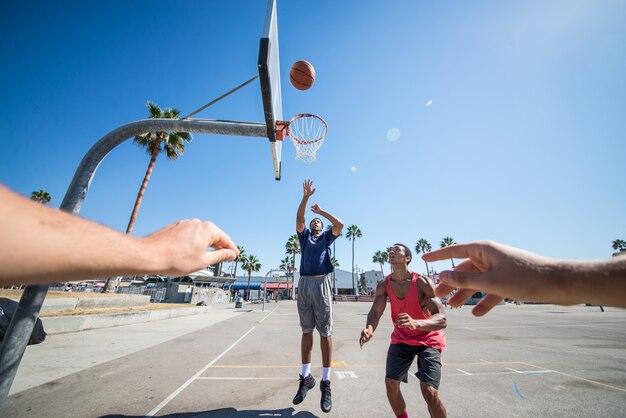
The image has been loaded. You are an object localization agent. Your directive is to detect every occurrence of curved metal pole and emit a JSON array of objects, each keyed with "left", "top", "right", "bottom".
[{"left": 0, "top": 118, "right": 267, "bottom": 408}]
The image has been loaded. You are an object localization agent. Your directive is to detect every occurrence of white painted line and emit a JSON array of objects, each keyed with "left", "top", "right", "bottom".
[
  {"left": 145, "top": 326, "right": 256, "bottom": 417},
  {"left": 506, "top": 367, "right": 523, "bottom": 373},
  {"left": 335, "top": 371, "right": 358, "bottom": 379},
  {"left": 196, "top": 377, "right": 293, "bottom": 380},
  {"left": 456, "top": 369, "right": 472, "bottom": 375},
  {"left": 259, "top": 304, "right": 280, "bottom": 323}
]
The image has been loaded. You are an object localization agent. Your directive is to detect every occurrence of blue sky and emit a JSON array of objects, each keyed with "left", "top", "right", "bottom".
[{"left": 1, "top": 0, "right": 625, "bottom": 277}]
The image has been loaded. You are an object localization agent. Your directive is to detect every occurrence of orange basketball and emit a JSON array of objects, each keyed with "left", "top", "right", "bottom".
[{"left": 290, "top": 60, "right": 316, "bottom": 90}]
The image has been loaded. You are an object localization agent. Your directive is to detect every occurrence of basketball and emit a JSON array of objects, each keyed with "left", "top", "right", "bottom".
[{"left": 290, "top": 60, "right": 316, "bottom": 90}]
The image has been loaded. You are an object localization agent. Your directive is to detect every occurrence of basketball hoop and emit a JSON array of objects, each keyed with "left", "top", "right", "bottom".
[{"left": 276, "top": 114, "right": 328, "bottom": 162}]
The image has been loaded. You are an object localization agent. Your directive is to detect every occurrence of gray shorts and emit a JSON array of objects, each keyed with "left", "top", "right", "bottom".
[
  {"left": 297, "top": 274, "right": 333, "bottom": 337},
  {"left": 386, "top": 343, "right": 442, "bottom": 389}
]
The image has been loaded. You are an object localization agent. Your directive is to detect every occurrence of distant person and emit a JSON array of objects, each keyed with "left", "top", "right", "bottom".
[
  {"left": 0, "top": 184, "right": 239, "bottom": 287},
  {"left": 360, "top": 244, "right": 447, "bottom": 418},
  {"left": 422, "top": 240, "right": 626, "bottom": 316},
  {"left": 292, "top": 179, "right": 343, "bottom": 414}
]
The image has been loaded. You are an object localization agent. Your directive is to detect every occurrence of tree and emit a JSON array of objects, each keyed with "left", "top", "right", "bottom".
[
  {"left": 439, "top": 236, "right": 457, "bottom": 268},
  {"left": 279, "top": 255, "right": 293, "bottom": 272},
  {"left": 232, "top": 245, "right": 246, "bottom": 280},
  {"left": 372, "top": 250, "right": 388, "bottom": 277},
  {"left": 30, "top": 189, "right": 51, "bottom": 205},
  {"left": 612, "top": 239, "right": 626, "bottom": 252},
  {"left": 102, "top": 101, "right": 192, "bottom": 293},
  {"left": 415, "top": 238, "right": 432, "bottom": 276},
  {"left": 346, "top": 225, "right": 362, "bottom": 295},
  {"left": 285, "top": 234, "right": 301, "bottom": 299},
  {"left": 241, "top": 254, "right": 261, "bottom": 300},
  {"left": 326, "top": 224, "right": 342, "bottom": 296}
]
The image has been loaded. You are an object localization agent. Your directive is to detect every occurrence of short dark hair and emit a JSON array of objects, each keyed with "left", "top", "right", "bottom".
[
  {"left": 393, "top": 243, "right": 412, "bottom": 265},
  {"left": 310, "top": 218, "right": 323, "bottom": 228}
]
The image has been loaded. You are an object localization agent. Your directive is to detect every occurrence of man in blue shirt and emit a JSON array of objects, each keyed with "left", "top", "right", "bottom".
[{"left": 292, "top": 179, "right": 343, "bottom": 414}]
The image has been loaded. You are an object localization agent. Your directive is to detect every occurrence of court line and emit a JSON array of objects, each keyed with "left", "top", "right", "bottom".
[
  {"left": 145, "top": 326, "right": 256, "bottom": 417},
  {"left": 520, "top": 361, "right": 626, "bottom": 393},
  {"left": 197, "top": 377, "right": 293, "bottom": 380},
  {"left": 259, "top": 304, "right": 280, "bottom": 323}
]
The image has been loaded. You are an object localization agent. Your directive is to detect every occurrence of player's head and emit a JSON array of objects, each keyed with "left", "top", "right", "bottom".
[
  {"left": 388, "top": 243, "right": 412, "bottom": 265},
  {"left": 310, "top": 217, "right": 323, "bottom": 232}
]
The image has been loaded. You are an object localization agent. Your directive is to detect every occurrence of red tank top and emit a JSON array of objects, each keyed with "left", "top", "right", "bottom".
[{"left": 386, "top": 273, "right": 446, "bottom": 350}]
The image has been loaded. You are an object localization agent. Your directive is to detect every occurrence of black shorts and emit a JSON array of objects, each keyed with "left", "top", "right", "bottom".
[{"left": 385, "top": 343, "right": 442, "bottom": 389}]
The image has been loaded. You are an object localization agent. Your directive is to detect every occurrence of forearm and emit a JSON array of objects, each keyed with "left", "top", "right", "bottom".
[
  {"left": 415, "top": 313, "right": 447, "bottom": 331},
  {"left": 296, "top": 196, "right": 309, "bottom": 226},
  {"left": 316, "top": 209, "right": 343, "bottom": 230},
  {"left": 548, "top": 257, "right": 626, "bottom": 308},
  {"left": 365, "top": 312, "right": 381, "bottom": 334},
  {"left": 0, "top": 186, "right": 160, "bottom": 285}
]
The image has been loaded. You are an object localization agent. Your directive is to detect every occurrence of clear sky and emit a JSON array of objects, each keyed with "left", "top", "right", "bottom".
[{"left": 1, "top": 0, "right": 625, "bottom": 277}]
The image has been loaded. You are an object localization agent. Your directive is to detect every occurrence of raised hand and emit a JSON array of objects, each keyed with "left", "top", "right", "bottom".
[{"left": 303, "top": 179, "right": 316, "bottom": 198}]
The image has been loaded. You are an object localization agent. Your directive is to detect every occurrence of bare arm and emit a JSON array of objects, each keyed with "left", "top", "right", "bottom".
[
  {"left": 360, "top": 280, "right": 387, "bottom": 347},
  {"left": 422, "top": 240, "right": 626, "bottom": 316},
  {"left": 310, "top": 204, "right": 344, "bottom": 236},
  {"left": 397, "top": 276, "right": 447, "bottom": 331},
  {"left": 0, "top": 184, "right": 239, "bottom": 286},
  {"left": 296, "top": 179, "right": 315, "bottom": 233}
]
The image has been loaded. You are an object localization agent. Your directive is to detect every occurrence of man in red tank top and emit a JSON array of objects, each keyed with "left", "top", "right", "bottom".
[{"left": 360, "top": 243, "right": 447, "bottom": 418}]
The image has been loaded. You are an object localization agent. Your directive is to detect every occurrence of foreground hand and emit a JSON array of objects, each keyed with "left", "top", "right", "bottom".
[
  {"left": 303, "top": 179, "right": 316, "bottom": 198},
  {"left": 143, "top": 219, "right": 239, "bottom": 276},
  {"left": 422, "top": 240, "right": 551, "bottom": 316},
  {"left": 360, "top": 327, "right": 373, "bottom": 348},
  {"left": 396, "top": 313, "right": 419, "bottom": 330}
]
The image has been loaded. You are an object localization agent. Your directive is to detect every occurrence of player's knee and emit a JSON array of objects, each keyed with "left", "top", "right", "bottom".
[{"left": 420, "top": 383, "right": 439, "bottom": 403}]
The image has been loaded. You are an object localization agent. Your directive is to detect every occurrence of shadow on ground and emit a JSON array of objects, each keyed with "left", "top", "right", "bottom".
[{"left": 101, "top": 407, "right": 319, "bottom": 418}]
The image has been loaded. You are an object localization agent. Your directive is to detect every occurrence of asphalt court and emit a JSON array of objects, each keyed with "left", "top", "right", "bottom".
[
  {"left": 5, "top": 302, "right": 626, "bottom": 417},
  {"left": 150, "top": 303, "right": 625, "bottom": 418}
]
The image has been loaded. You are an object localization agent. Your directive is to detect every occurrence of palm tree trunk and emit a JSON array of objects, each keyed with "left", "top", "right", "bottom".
[
  {"left": 126, "top": 141, "right": 160, "bottom": 234},
  {"left": 424, "top": 260, "right": 430, "bottom": 277},
  {"left": 450, "top": 258, "right": 456, "bottom": 268},
  {"left": 291, "top": 250, "right": 296, "bottom": 299},
  {"left": 351, "top": 239, "right": 355, "bottom": 295},
  {"left": 101, "top": 141, "right": 160, "bottom": 294},
  {"left": 379, "top": 262, "right": 384, "bottom": 278},
  {"left": 246, "top": 272, "right": 251, "bottom": 300}
]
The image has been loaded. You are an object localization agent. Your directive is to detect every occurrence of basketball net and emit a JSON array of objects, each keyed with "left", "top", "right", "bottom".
[{"left": 276, "top": 114, "right": 327, "bottom": 162}]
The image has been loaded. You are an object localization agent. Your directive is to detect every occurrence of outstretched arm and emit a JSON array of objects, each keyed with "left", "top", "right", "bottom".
[
  {"left": 422, "top": 240, "right": 626, "bottom": 316},
  {"left": 311, "top": 204, "right": 344, "bottom": 236},
  {"left": 296, "top": 179, "right": 315, "bottom": 233},
  {"left": 360, "top": 280, "right": 387, "bottom": 347},
  {"left": 0, "top": 184, "right": 239, "bottom": 286}
]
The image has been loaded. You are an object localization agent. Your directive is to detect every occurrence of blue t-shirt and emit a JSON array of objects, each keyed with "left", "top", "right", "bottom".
[{"left": 298, "top": 228, "right": 338, "bottom": 276}]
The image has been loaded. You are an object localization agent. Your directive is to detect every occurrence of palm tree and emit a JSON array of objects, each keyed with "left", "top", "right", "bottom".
[
  {"left": 279, "top": 255, "right": 293, "bottom": 272},
  {"left": 241, "top": 254, "right": 261, "bottom": 300},
  {"left": 102, "top": 101, "right": 192, "bottom": 293},
  {"left": 372, "top": 250, "right": 388, "bottom": 277},
  {"left": 439, "top": 236, "right": 457, "bottom": 268},
  {"left": 326, "top": 224, "right": 342, "bottom": 296},
  {"left": 346, "top": 225, "right": 362, "bottom": 295},
  {"left": 415, "top": 238, "right": 432, "bottom": 276},
  {"left": 285, "top": 234, "right": 301, "bottom": 299},
  {"left": 232, "top": 245, "right": 246, "bottom": 280},
  {"left": 31, "top": 189, "right": 51, "bottom": 204},
  {"left": 612, "top": 239, "right": 626, "bottom": 252},
  {"left": 125, "top": 101, "right": 192, "bottom": 234}
]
